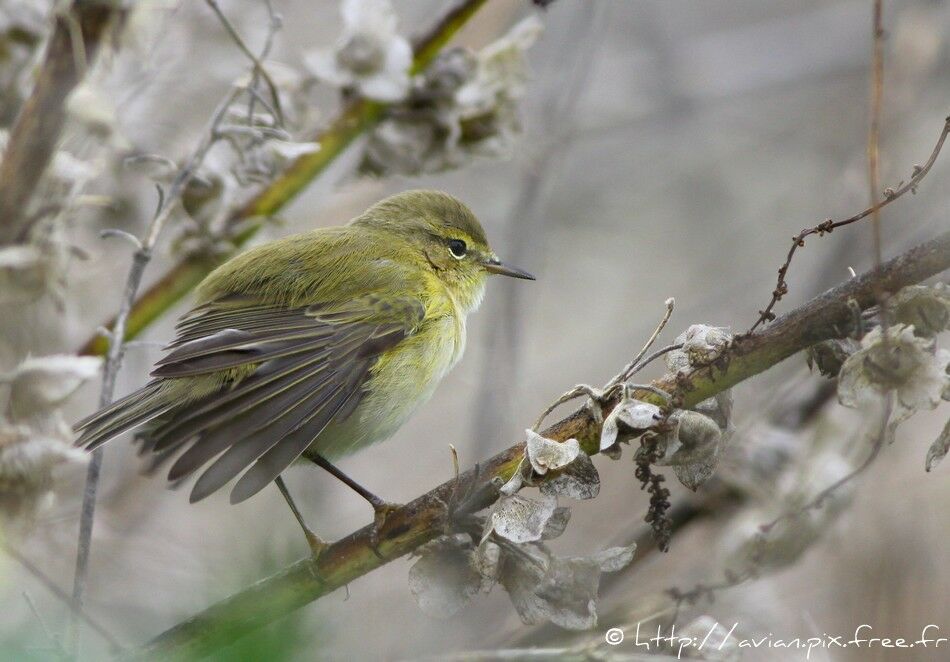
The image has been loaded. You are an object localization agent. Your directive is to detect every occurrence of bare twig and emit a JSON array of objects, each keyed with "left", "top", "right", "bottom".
[
  {"left": 746, "top": 115, "right": 950, "bottom": 334},
  {"left": 68, "top": 85, "right": 244, "bottom": 653},
  {"left": 1, "top": 542, "right": 121, "bottom": 651},
  {"left": 204, "top": 0, "right": 284, "bottom": 126},
  {"left": 0, "top": 1, "right": 120, "bottom": 245},
  {"left": 610, "top": 297, "right": 676, "bottom": 387},
  {"left": 125, "top": 230, "right": 950, "bottom": 661}
]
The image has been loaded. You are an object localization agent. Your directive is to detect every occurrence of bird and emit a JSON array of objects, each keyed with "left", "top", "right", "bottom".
[{"left": 74, "top": 190, "right": 534, "bottom": 555}]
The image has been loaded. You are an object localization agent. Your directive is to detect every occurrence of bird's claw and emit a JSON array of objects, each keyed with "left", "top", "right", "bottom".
[{"left": 369, "top": 501, "right": 402, "bottom": 558}]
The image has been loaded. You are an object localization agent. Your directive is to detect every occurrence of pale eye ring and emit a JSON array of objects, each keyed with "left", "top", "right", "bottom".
[{"left": 448, "top": 239, "right": 467, "bottom": 259}]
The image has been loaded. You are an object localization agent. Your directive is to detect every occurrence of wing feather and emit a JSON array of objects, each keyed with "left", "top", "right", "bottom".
[{"left": 128, "top": 294, "right": 424, "bottom": 502}]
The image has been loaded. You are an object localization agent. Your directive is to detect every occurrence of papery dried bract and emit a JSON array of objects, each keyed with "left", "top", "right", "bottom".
[
  {"left": 656, "top": 410, "right": 724, "bottom": 491},
  {"left": 541, "top": 506, "right": 572, "bottom": 540},
  {"left": 360, "top": 16, "right": 542, "bottom": 176},
  {"left": 539, "top": 452, "right": 600, "bottom": 500},
  {"left": 599, "top": 399, "right": 661, "bottom": 453},
  {"left": 500, "top": 543, "right": 636, "bottom": 630},
  {"left": 666, "top": 324, "right": 733, "bottom": 372},
  {"left": 4, "top": 355, "right": 102, "bottom": 423},
  {"left": 838, "top": 325, "right": 949, "bottom": 415},
  {"left": 525, "top": 428, "right": 579, "bottom": 474},
  {"left": 484, "top": 492, "right": 557, "bottom": 544},
  {"left": 408, "top": 534, "right": 483, "bottom": 618},
  {"left": 890, "top": 284, "right": 950, "bottom": 337}
]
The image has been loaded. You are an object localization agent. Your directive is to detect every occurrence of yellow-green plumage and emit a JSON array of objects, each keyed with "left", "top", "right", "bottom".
[{"left": 74, "top": 190, "right": 533, "bottom": 505}]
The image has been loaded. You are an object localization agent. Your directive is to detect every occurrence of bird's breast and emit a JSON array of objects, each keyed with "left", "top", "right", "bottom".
[{"left": 307, "top": 310, "right": 465, "bottom": 459}]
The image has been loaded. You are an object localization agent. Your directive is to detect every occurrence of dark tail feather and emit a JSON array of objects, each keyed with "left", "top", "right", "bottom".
[{"left": 74, "top": 382, "right": 172, "bottom": 451}]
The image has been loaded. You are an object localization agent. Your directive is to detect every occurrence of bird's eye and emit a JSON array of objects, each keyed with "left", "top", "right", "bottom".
[{"left": 448, "top": 239, "right": 467, "bottom": 259}]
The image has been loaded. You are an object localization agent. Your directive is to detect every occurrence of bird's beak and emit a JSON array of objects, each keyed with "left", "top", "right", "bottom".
[{"left": 482, "top": 256, "right": 535, "bottom": 280}]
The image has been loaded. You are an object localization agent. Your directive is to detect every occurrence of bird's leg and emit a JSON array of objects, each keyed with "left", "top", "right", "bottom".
[
  {"left": 308, "top": 454, "right": 401, "bottom": 557},
  {"left": 274, "top": 475, "right": 328, "bottom": 559}
]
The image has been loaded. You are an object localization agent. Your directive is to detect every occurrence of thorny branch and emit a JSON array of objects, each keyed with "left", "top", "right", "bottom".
[
  {"left": 125, "top": 230, "right": 950, "bottom": 661},
  {"left": 0, "top": 1, "right": 122, "bottom": 245},
  {"left": 746, "top": 114, "right": 950, "bottom": 334}
]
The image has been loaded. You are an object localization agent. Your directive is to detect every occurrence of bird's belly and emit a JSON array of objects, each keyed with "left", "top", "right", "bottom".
[{"left": 304, "top": 315, "right": 462, "bottom": 460}]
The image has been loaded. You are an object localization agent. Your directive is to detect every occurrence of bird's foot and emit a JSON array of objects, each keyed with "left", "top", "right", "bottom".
[
  {"left": 368, "top": 500, "right": 402, "bottom": 559},
  {"left": 305, "top": 529, "right": 330, "bottom": 561}
]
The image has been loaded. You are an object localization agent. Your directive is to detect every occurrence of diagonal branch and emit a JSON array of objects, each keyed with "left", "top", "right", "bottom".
[
  {"left": 77, "top": 0, "right": 489, "bottom": 357},
  {"left": 125, "top": 229, "right": 950, "bottom": 661},
  {"left": 0, "top": 1, "right": 122, "bottom": 245}
]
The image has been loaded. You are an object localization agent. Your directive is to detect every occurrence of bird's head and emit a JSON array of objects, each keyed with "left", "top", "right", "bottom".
[{"left": 353, "top": 190, "right": 534, "bottom": 312}]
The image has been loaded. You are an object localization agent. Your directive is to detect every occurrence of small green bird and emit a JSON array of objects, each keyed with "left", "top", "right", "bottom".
[{"left": 75, "top": 190, "right": 534, "bottom": 554}]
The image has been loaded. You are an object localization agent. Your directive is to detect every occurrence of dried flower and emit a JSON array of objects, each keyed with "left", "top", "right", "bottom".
[
  {"left": 0, "top": 355, "right": 100, "bottom": 523},
  {"left": 599, "top": 398, "right": 662, "bottom": 453},
  {"left": 483, "top": 492, "right": 558, "bottom": 544},
  {"left": 890, "top": 283, "right": 950, "bottom": 337},
  {"left": 360, "top": 16, "right": 543, "bottom": 176},
  {"left": 838, "top": 324, "right": 949, "bottom": 413},
  {"left": 304, "top": 0, "right": 411, "bottom": 101},
  {"left": 525, "top": 428, "right": 579, "bottom": 474},
  {"left": 666, "top": 324, "right": 733, "bottom": 372}
]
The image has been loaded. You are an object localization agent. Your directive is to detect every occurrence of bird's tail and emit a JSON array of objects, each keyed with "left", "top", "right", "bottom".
[{"left": 74, "top": 381, "right": 174, "bottom": 451}]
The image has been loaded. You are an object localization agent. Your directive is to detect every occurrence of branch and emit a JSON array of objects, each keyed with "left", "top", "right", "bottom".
[
  {"left": 126, "top": 229, "right": 950, "bottom": 660},
  {"left": 0, "top": 1, "right": 121, "bottom": 245},
  {"left": 69, "top": 89, "right": 245, "bottom": 650},
  {"left": 747, "top": 114, "right": 950, "bottom": 332},
  {"left": 77, "top": 0, "right": 489, "bottom": 357}
]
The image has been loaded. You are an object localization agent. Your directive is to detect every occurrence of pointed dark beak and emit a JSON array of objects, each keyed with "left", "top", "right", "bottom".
[{"left": 483, "top": 257, "right": 535, "bottom": 280}]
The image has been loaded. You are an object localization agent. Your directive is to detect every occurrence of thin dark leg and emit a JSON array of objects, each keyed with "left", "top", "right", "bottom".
[
  {"left": 274, "top": 475, "right": 327, "bottom": 558},
  {"left": 308, "top": 454, "right": 401, "bottom": 557},
  {"left": 308, "top": 454, "right": 388, "bottom": 508}
]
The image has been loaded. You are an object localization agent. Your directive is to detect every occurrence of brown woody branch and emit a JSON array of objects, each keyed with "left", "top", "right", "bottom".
[{"left": 124, "top": 229, "right": 950, "bottom": 660}]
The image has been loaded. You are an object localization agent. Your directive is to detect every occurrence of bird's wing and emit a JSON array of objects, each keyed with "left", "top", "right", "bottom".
[{"left": 82, "top": 292, "right": 425, "bottom": 504}]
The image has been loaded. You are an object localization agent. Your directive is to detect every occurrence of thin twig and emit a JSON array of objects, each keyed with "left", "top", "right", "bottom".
[
  {"left": 204, "top": 0, "right": 284, "bottom": 127},
  {"left": 868, "top": 0, "right": 891, "bottom": 339},
  {"left": 69, "top": 85, "right": 244, "bottom": 653},
  {"left": 746, "top": 115, "right": 950, "bottom": 334},
  {"left": 1, "top": 543, "right": 121, "bottom": 651},
  {"left": 610, "top": 297, "right": 676, "bottom": 386}
]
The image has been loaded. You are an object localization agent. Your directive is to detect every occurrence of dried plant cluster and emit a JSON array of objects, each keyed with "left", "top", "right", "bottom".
[{"left": 0, "top": 0, "right": 949, "bottom": 659}]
